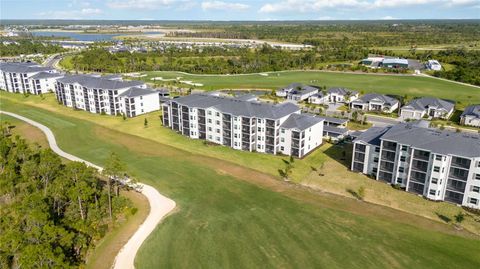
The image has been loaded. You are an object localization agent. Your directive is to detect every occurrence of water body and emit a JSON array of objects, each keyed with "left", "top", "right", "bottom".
[{"left": 31, "top": 31, "right": 160, "bottom": 41}]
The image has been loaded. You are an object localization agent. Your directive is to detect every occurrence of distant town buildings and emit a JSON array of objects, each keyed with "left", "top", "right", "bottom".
[
  {"left": 400, "top": 97, "right": 455, "bottom": 120},
  {"left": 360, "top": 56, "right": 411, "bottom": 69},
  {"left": 352, "top": 121, "right": 480, "bottom": 209},
  {"left": 161, "top": 93, "right": 324, "bottom": 157}
]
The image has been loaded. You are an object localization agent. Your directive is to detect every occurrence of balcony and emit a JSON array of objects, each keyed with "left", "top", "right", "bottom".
[
  {"left": 266, "top": 137, "right": 275, "bottom": 146},
  {"left": 352, "top": 162, "right": 364, "bottom": 172},
  {"left": 446, "top": 179, "right": 467, "bottom": 193},
  {"left": 413, "top": 150, "right": 430, "bottom": 161},
  {"left": 355, "top": 143, "right": 366, "bottom": 153},
  {"left": 266, "top": 119, "right": 275, "bottom": 128},
  {"left": 292, "top": 132, "right": 301, "bottom": 140},
  {"left": 448, "top": 167, "right": 469, "bottom": 181},
  {"left": 450, "top": 157, "right": 471, "bottom": 170},
  {"left": 410, "top": 171, "right": 427, "bottom": 184},
  {"left": 378, "top": 171, "right": 393, "bottom": 182},
  {"left": 242, "top": 118, "right": 251, "bottom": 125},
  {"left": 411, "top": 160, "right": 429, "bottom": 173},
  {"left": 444, "top": 190, "right": 463, "bottom": 205},
  {"left": 381, "top": 151, "right": 396, "bottom": 162},
  {"left": 354, "top": 152, "right": 365, "bottom": 162},
  {"left": 408, "top": 182, "right": 425, "bottom": 195},
  {"left": 382, "top": 141, "right": 397, "bottom": 151},
  {"left": 379, "top": 161, "right": 394, "bottom": 172}
]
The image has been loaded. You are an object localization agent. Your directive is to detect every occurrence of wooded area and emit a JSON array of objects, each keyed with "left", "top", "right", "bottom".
[
  {"left": 0, "top": 124, "right": 134, "bottom": 269},
  {"left": 0, "top": 41, "right": 65, "bottom": 57}
]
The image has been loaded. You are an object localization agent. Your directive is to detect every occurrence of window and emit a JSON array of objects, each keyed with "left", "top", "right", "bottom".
[
  {"left": 208, "top": 127, "right": 212, "bottom": 132},
  {"left": 431, "top": 178, "right": 438, "bottom": 184},
  {"left": 472, "top": 186, "right": 480, "bottom": 193},
  {"left": 400, "top": 156, "right": 406, "bottom": 162},
  {"left": 234, "top": 142, "right": 238, "bottom": 147},
  {"left": 435, "top": 155, "right": 442, "bottom": 161},
  {"left": 258, "top": 127, "right": 261, "bottom": 132},
  {"left": 398, "top": 167, "right": 404, "bottom": 173},
  {"left": 433, "top": 166, "right": 440, "bottom": 172},
  {"left": 280, "top": 146, "right": 285, "bottom": 151},
  {"left": 372, "top": 167, "right": 378, "bottom": 173},
  {"left": 257, "top": 119, "right": 261, "bottom": 123},
  {"left": 475, "top": 174, "right": 480, "bottom": 180},
  {"left": 401, "top": 145, "right": 408, "bottom": 151},
  {"left": 281, "top": 137, "right": 285, "bottom": 142},
  {"left": 216, "top": 137, "right": 220, "bottom": 142},
  {"left": 216, "top": 129, "right": 220, "bottom": 134},
  {"left": 281, "top": 128, "right": 285, "bottom": 134},
  {"left": 373, "top": 157, "right": 379, "bottom": 163},
  {"left": 207, "top": 111, "right": 212, "bottom": 115},
  {"left": 375, "top": 147, "right": 380, "bottom": 153},
  {"left": 216, "top": 120, "right": 220, "bottom": 125},
  {"left": 208, "top": 119, "right": 212, "bottom": 124},
  {"left": 469, "top": 198, "right": 479, "bottom": 205},
  {"left": 397, "top": 178, "right": 403, "bottom": 184},
  {"left": 234, "top": 134, "right": 238, "bottom": 138},
  {"left": 216, "top": 112, "right": 220, "bottom": 117},
  {"left": 208, "top": 135, "right": 212, "bottom": 139},
  {"left": 429, "top": 190, "right": 436, "bottom": 195}
]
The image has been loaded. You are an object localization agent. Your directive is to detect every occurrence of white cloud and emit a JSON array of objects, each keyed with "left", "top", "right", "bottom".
[
  {"left": 259, "top": 0, "right": 480, "bottom": 13},
  {"left": 201, "top": 1, "right": 250, "bottom": 11},
  {"left": 259, "top": 0, "right": 368, "bottom": 13},
  {"left": 107, "top": 0, "right": 182, "bottom": 9},
  {"left": 37, "top": 8, "right": 102, "bottom": 19},
  {"left": 380, "top": 15, "right": 397, "bottom": 19}
]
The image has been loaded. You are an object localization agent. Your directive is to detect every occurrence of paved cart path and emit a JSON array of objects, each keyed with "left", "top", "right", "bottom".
[{"left": 0, "top": 111, "right": 176, "bottom": 269}]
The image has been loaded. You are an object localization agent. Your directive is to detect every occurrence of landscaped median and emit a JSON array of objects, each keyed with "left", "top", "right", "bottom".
[{"left": 1, "top": 92, "right": 480, "bottom": 268}]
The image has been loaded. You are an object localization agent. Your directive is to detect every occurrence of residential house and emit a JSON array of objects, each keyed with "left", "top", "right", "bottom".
[
  {"left": 460, "top": 105, "right": 480, "bottom": 127},
  {"left": 0, "top": 62, "right": 61, "bottom": 94},
  {"left": 400, "top": 97, "right": 455, "bottom": 120},
  {"left": 327, "top": 88, "right": 359, "bottom": 103},
  {"left": 276, "top": 83, "right": 319, "bottom": 101},
  {"left": 162, "top": 94, "right": 324, "bottom": 157},
  {"left": 350, "top": 93, "right": 400, "bottom": 113},
  {"left": 352, "top": 121, "right": 480, "bottom": 209},
  {"left": 426, "top": 60, "right": 442, "bottom": 71},
  {"left": 318, "top": 116, "right": 349, "bottom": 140}
]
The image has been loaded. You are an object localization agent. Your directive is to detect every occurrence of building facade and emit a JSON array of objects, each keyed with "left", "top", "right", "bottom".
[
  {"left": 351, "top": 121, "right": 480, "bottom": 209},
  {"left": 276, "top": 83, "right": 319, "bottom": 101},
  {"left": 55, "top": 74, "right": 160, "bottom": 117},
  {"left": 162, "top": 94, "right": 324, "bottom": 157},
  {"left": 460, "top": 105, "right": 480, "bottom": 127},
  {"left": 350, "top": 93, "right": 399, "bottom": 113},
  {"left": 0, "top": 62, "right": 61, "bottom": 94},
  {"left": 400, "top": 97, "right": 454, "bottom": 120}
]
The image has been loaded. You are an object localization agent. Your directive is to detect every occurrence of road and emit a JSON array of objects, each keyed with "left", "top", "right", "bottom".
[
  {"left": 0, "top": 110, "right": 176, "bottom": 269},
  {"left": 366, "top": 114, "right": 400, "bottom": 127},
  {"left": 43, "top": 53, "right": 63, "bottom": 68}
]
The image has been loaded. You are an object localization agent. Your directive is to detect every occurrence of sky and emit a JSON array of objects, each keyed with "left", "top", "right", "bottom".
[{"left": 1, "top": 0, "right": 479, "bottom": 21}]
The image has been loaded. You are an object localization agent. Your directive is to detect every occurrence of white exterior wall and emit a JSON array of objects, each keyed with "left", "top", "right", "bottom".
[
  {"left": 0, "top": 69, "right": 59, "bottom": 94},
  {"left": 119, "top": 92, "right": 160, "bottom": 117},
  {"left": 461, "top": 115, "right": 480, "bottom": 127},
  {"left": 462, "top": 157, "right": 480, "bottom": 209},
  {"left": 302, "top": 121, "right": 323, "bottom": 156},
  {"left": 400, "top": 108, "right": 426, "bottom": 120}
]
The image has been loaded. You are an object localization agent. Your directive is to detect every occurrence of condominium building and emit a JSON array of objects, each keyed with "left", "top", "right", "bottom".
[
  {"left": 55, "top": 74, "right": 160, "bottom": 117},
  {"left": 0, "top": 62, "right": 61, "bottom": 94},
  {"left": 351, "top": 121, "right": 480, "bottom": 209},
  {"left": 162, "top": 94, "right": 324, "bottom": 157}
]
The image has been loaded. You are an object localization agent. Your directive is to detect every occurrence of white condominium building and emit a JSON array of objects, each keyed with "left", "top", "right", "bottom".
[
  {"left": 352, "top": 121, "right": 480, "bottom": 209},
  {"left": 0, "top": 62, "right": 62, "bottom": 94},
  {"left": 162, "top": 94, "right": 324, "bottom": 157},
  {"left": 55, "top": 74, "right": 160, "bottom": 117}
]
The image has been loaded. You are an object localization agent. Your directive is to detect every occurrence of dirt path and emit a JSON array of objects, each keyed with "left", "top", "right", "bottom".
[{"left": 0, "top": 111, "right": 176, "bottom": 269}]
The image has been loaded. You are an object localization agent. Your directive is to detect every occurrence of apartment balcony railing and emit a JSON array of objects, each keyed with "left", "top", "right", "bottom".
[
  {"left": 446, "top": 180, "right": 467, "bottom": 193},
  {"left": 355, "top": 143, "right": 366, "bottom": 153},
  {"left": 413, "top": 150, "right": 430, "bottom": 161},
  {"left": 411, "top": 160, "right": 429, "bottom": 173},
  {"left": 379, "top": 161, "right": 395, "bottom": 172},
  {"left": 450, "top": 157, "right": 471, "bottom": 170},
  {"left": 354, "top": 152, "right": 365, "bottom": 162},
  {"left": 381, "top": 151, "right": 396, "bottom": 162},
  {"left": 448, "top": 168, "right": 469, "bottom": 181},
  {"left": 382, "top": 141, "right": 397, "bottom": 151}
]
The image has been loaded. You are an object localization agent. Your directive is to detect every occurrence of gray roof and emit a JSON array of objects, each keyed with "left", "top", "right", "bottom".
[
  {"left": 280, "top": 113, "right": 324, "bottom": 131},
  {"left": 353, "top": 127, "right": 389, "bottom": 146},
  {"left": 171, "top": 94, "right": 300, "bottom": 119},
  {"left": 0, "top": 62, "right": 55, "bottom": 73},
  {"left": 117, "top": 87, "right": 158, "bottom": 98},
  {"left": 382, "top": 58, "right": 409, "bottom": 65},
  {"left": 57, "top": 74, "right": 144, "bottom": 90},
  {"left": 29, "top": 72, "right": 63, "bottom": 80},
  {"left": 402, "top": 97, "right": 454, "bottom": 112},
  {"left": 461, "top": 105, "right": 480, "bottom": 119},
  {"left": 328, "top": 87, "right": 358, "bottom": 95},
  {"left": 289, "top": 85, "right": 319, "bottom": 96},
  {"left": 317, "top": 115, "right": 348, "bottom": 125},
  {"left": 352, "top": 93, "right": 399, "bottom": 106},
  {"left": 380, "top": 122, "right": 480, "bottom": 157},
  {"left": 324, "top": 125, "right": 348, "bottom": 135}
]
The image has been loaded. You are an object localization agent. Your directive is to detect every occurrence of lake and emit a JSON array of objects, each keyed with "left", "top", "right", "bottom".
[{"left": 31, "top": 31, "right": 160, "bottom": 41}]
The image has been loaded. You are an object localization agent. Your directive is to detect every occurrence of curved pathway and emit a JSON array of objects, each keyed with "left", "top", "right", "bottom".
[{"left": 0, "top": 111, "right": 176, "bottom": 269}]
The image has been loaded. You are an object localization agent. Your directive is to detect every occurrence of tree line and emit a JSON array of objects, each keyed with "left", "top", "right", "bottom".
[
  {"left": 0, "top": 124, "right": 135, "bottom": 268},
  {"left": 0, "top": 40, "right": 65, "bottom": 57}
]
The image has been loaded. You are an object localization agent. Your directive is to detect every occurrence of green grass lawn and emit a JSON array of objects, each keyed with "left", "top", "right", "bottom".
[
  {"left": 2, "top": 93, "right": 480, "bottom": 269},
  {"left": 142, "top": 70, "right": 479, "bottom": 109}
]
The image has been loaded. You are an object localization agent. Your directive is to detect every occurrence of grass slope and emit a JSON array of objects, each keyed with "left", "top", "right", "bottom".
[
  {"left": 142, "top": 70, "right": 479, "bottom": 108},
  {"left": 1, "top": 95, "right": 480, "bottom": 269}
]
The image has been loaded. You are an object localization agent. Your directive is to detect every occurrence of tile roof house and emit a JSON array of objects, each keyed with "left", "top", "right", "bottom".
[
  {"left": 400, "top": 97, "right": 454, "bottom": 120},
  {"left": 350, "top": 93, "right": 400, "bottom": 113},
  {"left": 460, "top": 105, "right": 480, "bottom": 127}
]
